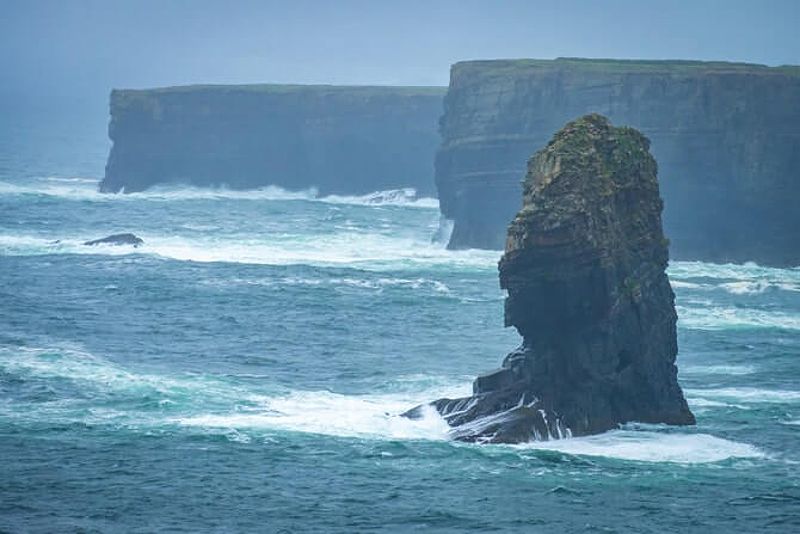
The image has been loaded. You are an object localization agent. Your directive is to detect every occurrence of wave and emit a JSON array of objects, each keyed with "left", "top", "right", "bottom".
[
  {"left": 209, "top": 275, "right": 452, "bottom": 294},
  {"left": 686, "top": 387, "right": 800, "bottom": 403},
  {"left": 687, "top": 397, "right": 749, "bottom": 410},
  {"left": 682, "top": 364, "right": 756, "bottom": 376},
  {"left": 43, "top": 176, "right": 98, "bottom": 184},
  {"left": 677, "top": 304, "right": 800, "bottom": 331},
  {"left": 0, "top": 344, "right": 764, "bottom": 463},
  {"left": 0, "top": 345, "right": 263, "bottom": 408},
  {"left": 0, "top": 343, "right": 467, "bottom": 439},
  {"left": 175, "top": 390, "right": 453, "bottom": 442},
  {"left": 670, "top": 280, "right": 704, "bottom": 289},
  {"left": 515, "top": 429, "right": 763, "bottom": 464},
  {"left": 0, "top": 231, "right": 500, "bottom": 270},
  {"left": 0, "top": 180, "right": 439, "bottom": 209},
  {"left": 669, "top": 261, "right": 800, "bottom": 294},
  {"left": 669, "top": 261, "right": 800, "bottom": 282},
  {"left": 321, "top": 188, "right": 439, "bottom": 209}
]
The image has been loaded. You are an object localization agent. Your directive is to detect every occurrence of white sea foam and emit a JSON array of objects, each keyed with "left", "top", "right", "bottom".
[
  {"left": 670, "top": 280, "right": 704, "bottom": 289},
  {"left": 176, "top": 390, "right": 454, "bottom": 441},
  {"left": 0, "top": 344, "right": 468, "bottom": 440},
  {"left": 0, "top": 346, "right": 767, "bottom": 462},
  {"left": 0, "top": 231, "right": 501, "bottom": 270},
  {"left": 687, "top": 397, "right": 748, "bottom": 410},
  {"left": 516, "top": 430, "right": 763, "bottom": 464},
  {"left": 43, "top": 176, "right": 98, "bottom": 184},
  {"left": 214, "top": 275, "right": 452, "bottom": 294},
  {"left": 671, "top": 278, "right": 800, "bottom": 295},
  {"left": 322, "top": 188, "right": 439, "bottom": 209},
  {"left": 668, "top": 261, "right": 800, "bottom": 294},
  {"left": 682, "top": 364, "right": 756, "bottom": 376},
  {"left": 0, "top": 346, "right": 256, "bottom": 405},
  {"left": 669, "top": 261, "right": 800, "bottom": 282},
  {"left": 0, "top": 180, "right": 439, "bottom": 209},
  {"left": 686, "top": 387, "right": 800, "bottom": 403},
  {"left": 677, "top": 305, "right": 800, "bottom": 331}
]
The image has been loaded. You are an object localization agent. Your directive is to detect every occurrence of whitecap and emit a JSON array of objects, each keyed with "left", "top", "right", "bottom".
[
  {"left": 322, "top": 188, "right": 439, "bottom": 209},
  {"left": 686, "top": 387, "right": 800, "bottom": 403},
  {"left": 719, "top": 280, "right": 800, "bottom": 295},
  {"left": 0, "top": 231, "right": 501, "bottom": 271},
  {"left": 0, "top": 345, "right": 260, "bottom": 406},
  {"left": 682, "top": 364, "right": 756, "bottom": 376},
  {"left": 686, "top": 398, "right": 749, "bottom": 410},
  {"left": 669, "top": 261, "right": 800, "bottom": 282},
  {"left": 176, "top": 390, "right": 453, "bottom": 441},
  {"left": 0, "top": 345, "right": 470, "bottom": 441},
  {"left": 43, "top": 176, "right": 99, "bottom": 184},
  {"left": 677, "top": 305, "right": 800, "bottom": 331},
  {"left": 0, "top": 180, "right": 439, "bottom": 209},
  {"left": 516, "top": 430, "right": 763, "bottom": 464},
  {"left": 668, "top": 261, "right": 800, "bottom": 294},
  {"left": 670, "top": 280, "right": 705, "bottom": 289}
]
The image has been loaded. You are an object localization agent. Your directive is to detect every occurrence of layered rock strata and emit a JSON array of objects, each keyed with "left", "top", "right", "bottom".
[
  {"left": 408, "top": 114, "right": 695, "bottom": 443},
  {"left": 100, "top": 84, "right": 445, "bottom": 196},
  {"left": 436, "top": 58, "right": 800, "bottom": 267}
]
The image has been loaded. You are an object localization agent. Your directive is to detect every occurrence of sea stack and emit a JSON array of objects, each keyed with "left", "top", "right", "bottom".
[{"left": 408, "top": 114, "right": 695, "bottom": 443}]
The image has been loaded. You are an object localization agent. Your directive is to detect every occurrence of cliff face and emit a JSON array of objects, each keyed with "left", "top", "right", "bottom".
[
  {"left": 437, "top": 58, "right": 800, "bottom": 266},
  {"left": 101, "top": 84, "right": 445, "bottom": 195},
  {"left": 408, "top": 114, "right": 694, "bottom": 443}
]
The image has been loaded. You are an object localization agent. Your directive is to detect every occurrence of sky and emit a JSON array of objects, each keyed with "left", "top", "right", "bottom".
[{"left": 1, "top": 0, "right": 799, "bottom": 115}]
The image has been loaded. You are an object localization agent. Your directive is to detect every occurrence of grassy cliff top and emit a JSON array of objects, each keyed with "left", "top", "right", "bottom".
[
  {"left": 112, "top": 84, "right": 447, "bottom": 98},
  {"left": 452, "top": 57, "right": 800, "bottom": 77}
]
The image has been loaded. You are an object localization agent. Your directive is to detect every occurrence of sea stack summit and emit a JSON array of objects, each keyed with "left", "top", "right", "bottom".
[{"left": 406, "top": 114, "right": 695, "bottom": 443}]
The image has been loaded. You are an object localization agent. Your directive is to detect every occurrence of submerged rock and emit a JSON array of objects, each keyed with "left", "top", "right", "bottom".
[
  {"left": 83, "top": 233, "right": 144, "bottom": 248},
  {"left": 407, "top": 114, "right": 695, "bottom": 443}
]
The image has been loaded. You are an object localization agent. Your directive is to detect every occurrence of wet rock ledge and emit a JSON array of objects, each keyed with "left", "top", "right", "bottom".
[{"left": 406, "top": 114, "right": 695, "bottom": 443}]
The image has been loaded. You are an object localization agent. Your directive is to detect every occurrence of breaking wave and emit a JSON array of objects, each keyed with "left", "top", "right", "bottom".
[
  {"left": 669, "top": 261, "right": 800, "bottom": 294},
  {"left": 0, "top": 344, "right": 764, "bottom": 464},
  {"left": 207, "top": 275, "right": 453, "bottom": 295},
  {"left": 516, "top": 429, "right": 763, "bottom": 464},
  {"left": 676, "top": 304, "right": 800, "bottom": 331},
  {"left": 686, "top": 387, "right": 800, "bottom": 404},
  {"left": 682, "top": 364, "right": 756, "bottom": 376},
  {"left": 0, "top": 179, "right": 439, "bottom": 208},
  {"left": 0, "top": 231, "right": 500, "bottom": 270}
]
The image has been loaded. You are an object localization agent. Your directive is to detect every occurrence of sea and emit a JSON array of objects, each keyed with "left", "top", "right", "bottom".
[{"left": 1, "top": 109, "right": 798, "bottom": 532}]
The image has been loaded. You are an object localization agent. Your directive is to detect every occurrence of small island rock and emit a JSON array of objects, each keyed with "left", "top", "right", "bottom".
[
  {"left": 406, "top": 114, "right": 695, "bottom": 443},
  {"left": 83, "top": 233, "right": 144, "bottom": 248}
]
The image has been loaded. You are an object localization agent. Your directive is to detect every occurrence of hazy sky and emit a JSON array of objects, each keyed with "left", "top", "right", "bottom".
[{"left": 2, "top": 0, "right": 799, "bottom": 105}]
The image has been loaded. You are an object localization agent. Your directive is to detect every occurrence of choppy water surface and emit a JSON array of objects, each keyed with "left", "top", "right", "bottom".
[{"left": 1, "top": 160, "right": 799, "bottom": 531}]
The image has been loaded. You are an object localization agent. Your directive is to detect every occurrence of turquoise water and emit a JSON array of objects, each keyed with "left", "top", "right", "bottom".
[{"left": 1, "top": 125, "right": 799, "bottom": 532}]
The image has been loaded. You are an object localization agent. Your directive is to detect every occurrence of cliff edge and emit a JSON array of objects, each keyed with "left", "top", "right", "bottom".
[
  {"left": 436, "top": 58, "right": 800, "bottom": 267},
  {"left": 408, "top": 114, "right": 694, "bottom": 443},
  {"left": 101, "top": 84, "right": 445, "bottom": 196}
]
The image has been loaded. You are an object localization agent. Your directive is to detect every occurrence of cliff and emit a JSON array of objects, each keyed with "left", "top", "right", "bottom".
[
  {"left": 436, "top": 58, "right": 800, "bottom": 266},
  {"left": 100, "top": 84, "right": 445, "bottom": 195},
  {"left": 407, "top": 114, "right": 694, "bottom": 443}
]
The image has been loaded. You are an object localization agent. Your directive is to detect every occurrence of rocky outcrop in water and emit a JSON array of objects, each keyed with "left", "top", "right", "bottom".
[
  {"left": 436, "top": 58, "right": 800, "bottom": 267},
  {"left": 100, "top": 84, "right": 445, "bottom": 195},
  {"left": 84, "top": 233, "right": 143, "bottom": 247},
  {"left": 408, "top": 114, "right": 694, "bottom": 443}
]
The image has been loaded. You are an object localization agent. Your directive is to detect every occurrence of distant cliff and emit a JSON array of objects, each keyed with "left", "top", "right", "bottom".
[
  {"left": 436, "top": 58, "right": 800, "bottom": 266},
  {"left": 406, "top": 115, "right": 694, "bottom": 443},
  {"left": 101, "top": 84, "right": 445, "bottom": 196}
]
